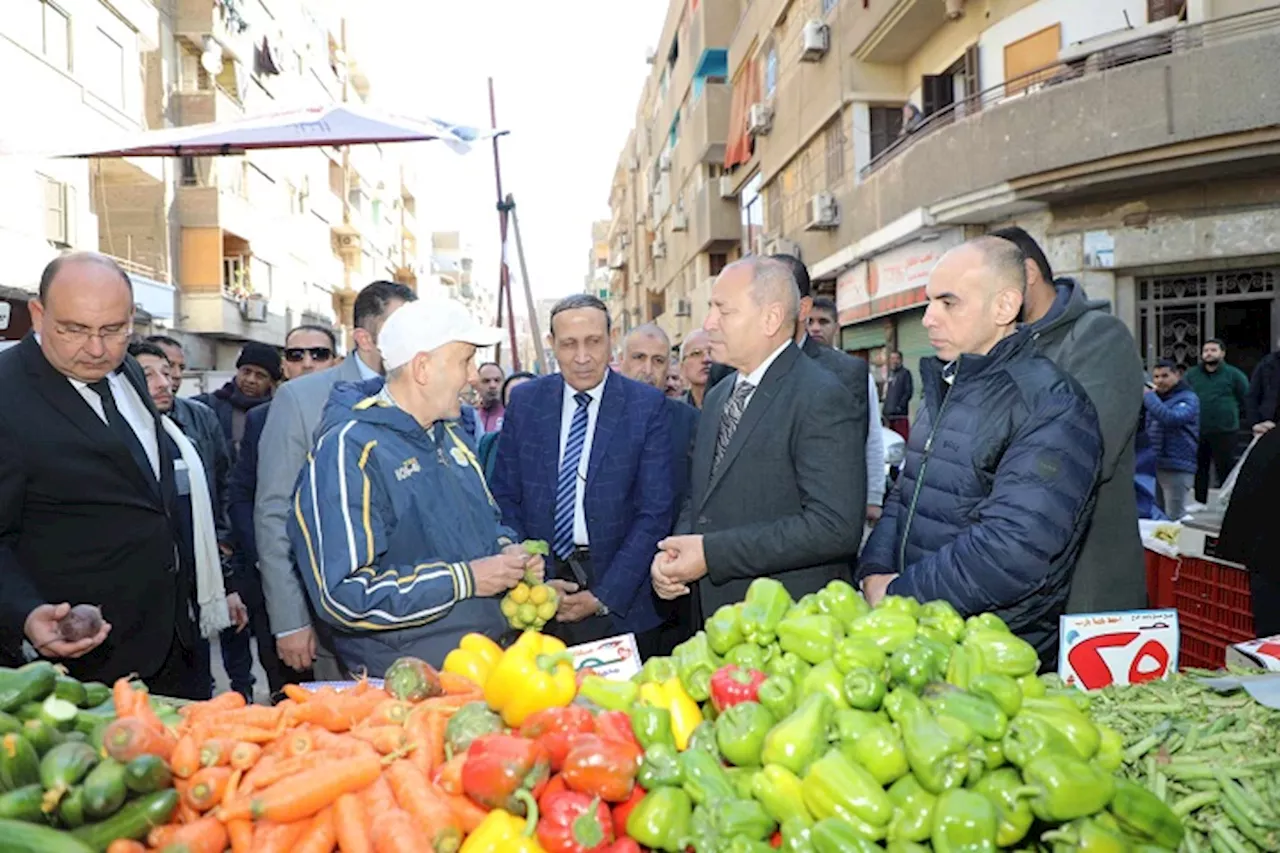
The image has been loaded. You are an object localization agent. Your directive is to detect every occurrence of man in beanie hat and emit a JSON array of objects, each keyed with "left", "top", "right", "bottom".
[{"left": 195, "top": 342, "right": 281, "bottom": 463}]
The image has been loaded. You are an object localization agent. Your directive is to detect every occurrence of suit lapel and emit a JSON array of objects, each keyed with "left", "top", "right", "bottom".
[
  {"left": 120, "top": 357, "right": 172, "bottom": 510},
  {"left": 541, "top": 375, "right": 567, "bottom": 500},
  {"left": 585, "top": 373, "right": 622, "bottom": 489}
]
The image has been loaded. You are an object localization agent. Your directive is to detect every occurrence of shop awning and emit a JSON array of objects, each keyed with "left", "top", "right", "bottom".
[{"left": 724, "top": 61, "right": 759, "bottom": 170}]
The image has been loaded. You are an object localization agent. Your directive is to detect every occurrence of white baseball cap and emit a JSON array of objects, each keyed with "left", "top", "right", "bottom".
[{"left": 377, "top": 295, "right": 504, "bottom": 371}]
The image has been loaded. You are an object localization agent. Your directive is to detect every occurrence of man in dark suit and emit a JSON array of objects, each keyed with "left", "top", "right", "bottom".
[
  {"left": 651, "top": 257, "right": 865, "bottom": 617},
  {"left": 492, "top": 295, "right": 674, "bottom": 655},
  {"left": 0, "top": 253, "right": 199, "bottom": 694}
]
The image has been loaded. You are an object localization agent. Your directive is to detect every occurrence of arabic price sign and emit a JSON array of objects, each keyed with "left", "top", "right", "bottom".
[
  {"left": 1059, "top": 610, "right": 1179, "bottom": 690},
  {"left": 568, "top": 633, "right": 642, "bottom": 681}
]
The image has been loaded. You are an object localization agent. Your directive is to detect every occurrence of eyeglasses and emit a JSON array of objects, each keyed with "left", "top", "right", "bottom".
[
  {"left": 54, "top": 324, "right": 132, "bottom": 346},
  {"left": 682, "top": 348, "right": 709, "bottom": 361},
  {"left": 284, "top": 346, "right": 334, "bottom": 362}
]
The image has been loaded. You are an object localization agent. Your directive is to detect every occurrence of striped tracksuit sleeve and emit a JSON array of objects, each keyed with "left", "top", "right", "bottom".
[{"left": 289, "top": 423, "right": 474, "bottom": 632}]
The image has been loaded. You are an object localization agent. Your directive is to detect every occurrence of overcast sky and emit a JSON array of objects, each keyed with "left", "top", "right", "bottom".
[{"left": 350, "top": 0, "right": 667, "bottom": 306}]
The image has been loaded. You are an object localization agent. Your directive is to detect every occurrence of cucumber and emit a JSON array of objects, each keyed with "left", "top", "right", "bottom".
[
  {"left": 57, "top": 785, "right": 86, "bottom": 827},
  {"left": 14, "top": 702, "right": 44, "bottom": 722},
  {"left": 62, "top": 732, "right": 88, "bottom": 745},
  {"left": 71, "top": 789, "right": 179, "bottom": 852},
  {"left": 0, "top": 711, "right": 22, "bottom": 737},
  {"left": 0, "top": 733, "right": 41, "bottom": 790},
  {"left": 39, "top": 741, "right": 99, "bottom": 792},
  {"left": 22, "top": 718, "right": 64, "bottom": 754},
  {"left": 53, "top": 678, "right": 88, "bottom": 709},
  {"left": 0, "top": 783, "right": 45, "bottom": 821},
  {"left": 0, "top": 662, "right": 58, "bottom": 713},
  {"left": 73, "top": 706, "right": 115, "bottom": 737},
  {"left": 39, "top": 696, "right": 80, "bottom": 733},
  {"left": 80, "top": 683, "right": 111, "bottom": 710},
  {"left": 123, "top": 754, "right": 171, "bottom": 794},
  {"left": 81, "top": 759, "right": 126, "bottom": 819},
  {"left": 0, "top": 817, "right": 95, "bottom": 853}
]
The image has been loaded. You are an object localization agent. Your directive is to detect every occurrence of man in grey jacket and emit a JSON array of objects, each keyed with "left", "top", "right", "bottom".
[
  {"left": 991, "top": 227, "right": 1146, "bottom": 612},
  {"left": 254, "top": 281, "right": 416, "bottom": 677}
]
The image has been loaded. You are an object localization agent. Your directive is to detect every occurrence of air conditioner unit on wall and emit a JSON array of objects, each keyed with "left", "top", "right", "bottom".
[
  {"left": 806, "top": 192, "right": 840, "bottom": 230},
  {"left": 651, "top": 241, "right": 667, "bottom": 260},
  {"left": 764, "top": 237, "right": 801, "bottom": 258},
  {"left": 801, "top": 21, "right": 830, "bottom": 61},
  {"left": 719, "top": 174, "right": 736, "bottom": 199},
  {"left": 675, "top": 299, "right": 692, "bottom": 317},
  {"left": 672, "top": 209, "right": 687, "bottom": 231},
  {"left": 659, "top": 151, "right": 672, "bottom": 172},
  {"left": 747, "top": 103, "right": 773, "bottom": 136},
  {"left": 240, "top": 297, "right": 268, "bottom": 323}
]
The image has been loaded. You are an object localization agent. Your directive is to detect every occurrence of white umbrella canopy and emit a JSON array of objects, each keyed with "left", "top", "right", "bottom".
[{"left": 16, "top": 103, "right": 502, "bottom": 159}]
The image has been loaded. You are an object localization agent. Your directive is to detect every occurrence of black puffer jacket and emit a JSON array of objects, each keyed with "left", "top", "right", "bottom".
[{"left": 859, "top": 329, "right": 1103, "bottom": 660}]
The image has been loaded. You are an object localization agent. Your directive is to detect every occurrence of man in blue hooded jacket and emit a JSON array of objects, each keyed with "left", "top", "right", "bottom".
[
  {"left": 1144, "top": 360, "right": 1200, "bottom": 520},
  {"left": 858, "top": 237, "right": 1103, "bottom": 662},
  {"left": 288, "top": 298, "right": 538, "bottom": 674}
]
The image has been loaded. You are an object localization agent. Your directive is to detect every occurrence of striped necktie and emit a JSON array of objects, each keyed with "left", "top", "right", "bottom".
[
  {"left": 554, "top": 391, "right": 592, "bottom": 559},
  {"left": 713, "top": 380, "right": 755, "bottom": 473}
]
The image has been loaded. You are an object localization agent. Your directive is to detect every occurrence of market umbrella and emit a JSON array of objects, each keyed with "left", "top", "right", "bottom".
[{"left": 11, "top": 103, "right": 502, "bottom": 159}]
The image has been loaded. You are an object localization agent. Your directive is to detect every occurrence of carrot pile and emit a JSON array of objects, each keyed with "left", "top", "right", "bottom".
[{"left": 123, "top": 672, "right": 485, "bottom": 853}]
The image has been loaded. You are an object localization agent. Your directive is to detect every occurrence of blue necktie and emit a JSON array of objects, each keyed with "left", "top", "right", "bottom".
[{"left": 554, "top": 392, "right": 591, "bottom": 560}]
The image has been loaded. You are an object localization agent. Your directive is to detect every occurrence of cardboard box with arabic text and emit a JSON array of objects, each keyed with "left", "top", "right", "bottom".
[
  {"left": 1225, "top": 634, "right": 1280, "bottom": 671},
  {"left": 568, "top": 633, "right": 642, "bottom": 681},
  {"left": 1059, "top": 609, "right": 1179, "bottom": 690}
]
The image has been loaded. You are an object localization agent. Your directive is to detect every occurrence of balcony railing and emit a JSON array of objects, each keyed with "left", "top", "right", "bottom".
[{"left": 861, "top": 3, "right": 1280, "bottom": 178}]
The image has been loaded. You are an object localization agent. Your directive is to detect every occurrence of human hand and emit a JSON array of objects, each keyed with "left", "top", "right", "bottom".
[
  {"left": 471, "top": 553, "right": 528, "bottom": 597},
  {"left": 1254, "top": 420, "right": 1276, "bottom": 436},
  {"left": 501, "top": 544, "right": 545, "bottom": 583},
  {"left": 556, "top": 591, "right": 602, "bottom": 623},
  {"left": 654, "top": 535, "right": 708, "bottom": 584},
  {"left": 651, "top": 551, "right": 689, "bottom": 600},
  {"left": 860, "top": 573, "right": 899, "bottom": 607},
  {"left": 277, "top": 627, "right": 317, "bottom": 671},
  {"left": 25, "top": 603, "right": 111, "bottom": 659},
  {"left": 866, "top": 504, "right": 883, "bottom": 525},
  {"left": 226, "top": 593, "right": 249, "bottom": 632},
  {"left": 547, "top": 579, "right": 580, "bottom": 597}
]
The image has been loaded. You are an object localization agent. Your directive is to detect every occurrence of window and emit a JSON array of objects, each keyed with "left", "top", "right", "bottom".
[
  {"left": 41, "top": 175, "right": 72, "bottom": 247},
  {"left": 763, "top": 41, "right": 778, "bottom": 98},
  {"left": 766, "top": 182, "right": 783, "bottom": 233},
  {"left": 1147, "top": 0, "right": 1180, "bottom": 21},
  {"left": 90, "top": 28, "right": 126, "bottom": 107},
  {"left": 709, "top": 253, "right": 728, "bottom": 277},
  {"left": 22, "top": 1, "right": 71, "bottom": 70},
  {"left": 824, "top": 118, "right": 846, "bottom": 185},
  {"left": 868, "top": 106, "right": 904, "bottom": 160},
  {"left": 180, "top": 156, "right": 199, "bottom": 186}
]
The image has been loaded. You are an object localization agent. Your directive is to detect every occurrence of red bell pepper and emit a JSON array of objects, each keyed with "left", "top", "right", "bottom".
[
  {"left": 461, "top": 733, "right": 551, "bottom": 815},
  {"left": 536, "top": 790, "right": 616, "bottom": 853},
  {"left": 520, "top": 706, "right": 597, "bottom": 772},
  {"left": 709, "top": 665, "right": 768, "bottom": 712},
  {"left": 611, "top": 785, "right": 645, "bottom": 839},
  {"left": 561, "top": 735, "right": 641, "bottom": 803},
  {"left": 540, "top": 775, "right": 571, "bottom": 812},
  {"left": 603, "top": 839, "right": 642, "bottom": 853},
  {"left": 594, "top": 711, "right": 641, "bottom": 751}
]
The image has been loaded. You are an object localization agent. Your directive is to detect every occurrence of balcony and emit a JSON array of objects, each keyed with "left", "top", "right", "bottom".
[
  {"left": 690, "top": 182, "right": 741, "bottom": 253},
  {"left": 175, "top": 0, "right": 254, "bottom": 66},
  {"left": 172, "top": 86, "right": 242, "bottom": 127},
  {"left": 109, "top": 255, "right": 176, "bottom": 321},
  {"left": 176, "top": 172, "right": 260, "bottom": 244},
  {"left": 845, "top": 0, "right": 952, "bottom": 64},
  {"left": 180, "top": 291, "right": 287, "bottom": 344},
  {"left": 688, "top": 0, "right": 739, "bottom": 61},
  {"left": 685, "top": 82, "right": 733, "bottom": 165},
  {"left": 846, "top": 5, "right": 1280, "bottom": 243}
]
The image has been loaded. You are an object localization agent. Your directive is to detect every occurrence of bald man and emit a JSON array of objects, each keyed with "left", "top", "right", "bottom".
[
  {"left": 858, "top": 238, "right": 1103, "bottom": 663},
  {"left": 652, "top": 257, "right": 863, "bottom": 619}
]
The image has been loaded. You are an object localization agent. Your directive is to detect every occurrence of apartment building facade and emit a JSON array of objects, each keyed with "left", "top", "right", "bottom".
[{"left": 610, "top": 0, "right": 1280, "bottom": 414}]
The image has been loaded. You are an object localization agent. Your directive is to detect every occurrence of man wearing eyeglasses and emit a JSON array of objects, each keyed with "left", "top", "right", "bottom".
[
  {"left": 679, "top": 330, "right": 713, "bottom": 410},
  {"left": 0, "top": 252, "right": 201, "bottom": 694}
]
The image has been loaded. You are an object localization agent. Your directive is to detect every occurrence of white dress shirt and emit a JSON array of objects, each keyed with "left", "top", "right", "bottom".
[
  {"left": 558, "top": 372, "right": 608, "bottom": 547},
  {"left": 866, "top": 371, "right": 885, "bottom": 507},
  {"left": 355, "top": 352, "right": 380, "bottom": 381},
  {"left": 736, "top": 339, "right": 791, "bottom": 408},
  {"left": 68, "top": 371, "right": 161, "bottom": 478}
]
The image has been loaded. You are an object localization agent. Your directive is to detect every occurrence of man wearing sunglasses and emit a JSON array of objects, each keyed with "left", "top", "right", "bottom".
[{"left": 282, "top": 326, "right": 338, "bottom": 380}]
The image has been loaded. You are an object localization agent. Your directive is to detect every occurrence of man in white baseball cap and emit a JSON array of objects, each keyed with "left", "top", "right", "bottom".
[{"left": 287, "top": 295, "right": 543, "bottom": 674}]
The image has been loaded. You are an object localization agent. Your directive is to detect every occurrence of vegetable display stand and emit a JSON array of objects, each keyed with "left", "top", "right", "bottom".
[{"left": 1174, "top": 523, "right": 1254, "bottom": 669}]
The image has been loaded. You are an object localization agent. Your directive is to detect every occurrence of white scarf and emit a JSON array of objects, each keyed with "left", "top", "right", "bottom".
[{"left": 160, "top": 416, "right": 232, "bottom": 639}]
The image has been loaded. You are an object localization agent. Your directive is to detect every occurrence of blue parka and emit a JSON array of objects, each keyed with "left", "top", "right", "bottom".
[
  {"left": 1143, "top": 382, "right": 1199, "bottom": 474},
  {"left": 859, "top": 330, "right": 1103, "bottom": 661},
  {"left": 288, "top": 379, "right": 511, "bottom": 675}
]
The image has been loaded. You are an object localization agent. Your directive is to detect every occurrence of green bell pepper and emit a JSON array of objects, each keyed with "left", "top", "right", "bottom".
[
  {"left": 968, "top": 673, "right": 1023, "bottom": 717},
  {"left": 706, "top": 605, "right": 744, "bottom": 655},
  {"left": 846, "top": 608, "right": 918, "bottom": 653},
  {"left": 725, "top": 643, "right": 767, "bottom": 672},
  {"left": 1001, "top": 712, "right": 1082, "bottom": 767},
  {"left": 1017, "top": 673, "right": 1046, "bottom": 699},
  {"left": 778, "top": 817, "right": 815, "bottom": 853},
  {"left": 1042, "top": 687, "right": 1092, "bottom": 713},
  {"left": 974, "top": 768, "right": 1034, "bottom": 847},
  {"left": 638, "top": 742, "right": 685, "bottom": 789},
  {"left": 751, "top": 764, "right": 813, "bottom": 826},
  {"left": 715, "top": 701, "right": 775, "bottom": 768},
  {"left": 725, "top": 766, "right": 759, "bottom": 800},
  {"left": 800, "top": 661, "right": 848, "bottom": 711},
  {"left": 674, "top": 632, "right": 723, "bottom": 703},
  {"left": 710, "top": 796, "right": 777, "bottom": 841},
  {"left": 761, "top": 693, "right": 832, "bottom": 777},
  {"left": 1094, "top": 724, "right": 1124, "bottom": 773},
  {"left": 679, "top": 748, "right": 735, "bottom": 805},
  {"left": 627, "top": 786, "right": 693, "bottom": 852},
  {"left": 1107, "top": 778, "right": 1184, "bottom": 849},
  {"left": 1018, "top": 699, "right": 1100, "bottom": 760},
  {"left": 832, "top": 708, "right": 889, "bottom": 740},
  {"left": 815, "top": 580, "right": 869, "bottom": 625},
  {"left": 945, "top": 644, "right": 982, "bottom": 689},
  {"left": 833, "top": 636, "right": 887, "bottom": 676},
  {"left": 886, "top": 774, "right": 937, "bottom": 843},
  {"left": 888, "top": 638, "right": 947, "bottom": 691},
  {"left": 739, "top": 578, "right": 793, "bottom": 646},
  {"left": 639, "top": 655, "right": 679, "bottom": 684},
  {"left": 886, "top": 842, "right": 933, "bottom": 853},
  {"left": 578, "top": 674, "right": 639, "bottom": 711},
  {"left": 686, "top": 721, "right": 720, "bottom": 757},
  {"left": 978, "top": 739, "right": 1007, "bottom": 774},
  {"left": 800, "top": 748, "right": 894, "bottom": 840},
  {"left": 918, "top": 599, "right": 966, "bottom": 644},
  {"left": 884, "top": 688, "right": 972, "bottom": 794},
  {"left": 838, "top": 720, "right": 908, "bottom": 786},
  {"left": 963, "top": 630, "right": 1039, "bottom": 677},
  {"left": 1021, "top": 752, "right": 1116, "bottom": 823},
  {"left": 687, "top": 805, "right": 717, "bottom": 853},
  {"left": 765, "top": 651, "right": 812, "bottom": 684},
  {"left": 931, "top": 788, "right": 999, "bottom": 853},
  {"left": 777, "top": 615, "right": 841, "bottom": 665},
  {"left": 841, "top": 667, "right": 886, "bottom": 711},
  {"left": 922, "top": 685, "right": 1009, "bottom": 741},
  {"left": 757, "top": 675, "right": 797, "bottom": 721},
  {"left": 878, "top": 594, "right": 921, "bottom": 618},
  {"left": 966, "top": 613, "right": 1011, "bottom": 634},
  {"left": 630, "top": 704, "right": 675, "bottom": 751},
  {"left": 719, "top": 836, "right": 776, "bottom": 853},
  {"left": 810, "top": 818, "right": 885, "bottom": 853},
  {"left": 1042, "top": 816, "right": 1133, "bottom": 853},
  {"left": 787, "top": 594, "right": 822, "bottom": 619}
]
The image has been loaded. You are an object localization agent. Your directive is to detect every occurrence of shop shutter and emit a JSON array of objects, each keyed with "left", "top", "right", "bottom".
[
  {"left": 894, "top": 308, "right": 932, "bottom": 420},
  {"left": 841, "top": 322, "right": 889, "bottom": 353}
]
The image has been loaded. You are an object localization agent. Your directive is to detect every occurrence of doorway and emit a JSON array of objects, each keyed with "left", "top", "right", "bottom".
[{"left": 1138, "top": 268, "right": 1276, "bottom": 375}]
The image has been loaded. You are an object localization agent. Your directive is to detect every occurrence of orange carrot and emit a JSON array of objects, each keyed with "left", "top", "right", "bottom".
[
  {"left": 412, "top": 694, "right": 479, "bottom": 713},
  {"left": 106, "top": 840, "right": 147, "bottom": 853},
  {"left": 226, "top": 819, "right": 253, "bottom": 853},
  {"left": 348, "top": 725, "right": 410, "bottom": 755},
  {"left": 131, "top": 689, "right": 169, "bottom": 735},
  {"left": 203, "top": 705, "right": 284, "bottom": 730},
  {"left": 112, "top": 677, "right": 140, "bottom": 718},
  {"left": 181, "top": 691, "right": 246, "bottom": 718},
  {"left": 229, "top": 741, "right": 262, "bottom": 771},
  {"left": 282, "top": 727, "right": 317, "bottom": 758},
  {"left": 362, "top": 774, "right": 398, "bottom": 820},
  {"left": 370, "top": 808, "right": 431, "bottom": 853},
  {"left": 242, "top": 749, "right": 348, "bottom": 792},
  {"left": 284, "top": 684, "right": 314, "bottom": 703},
  {"left": 433, "top": 752, "right": 466, "bottom": 795},
  {"left": 221, "top": 753, "right": 383, "bottom": 823},
  {"left": 198, "top": 724, "right": 282, "bottom": 744},
  {"left": 252, "top": 820, "right": 309, "bottom": 853},
  {"left": 364, "top": 699, "right": 412, "bottom": 727},
  {"left": 147, "top": 824, "right": 183, "bottom": 849},
  {"left": 333, "top": 792, "right": 373, "bottom": 853},
  {"left": 175, "top": 800, "right": 201, "bottom": 825},
  {"left": 293, "top": 806, "right": 338, "bottom": 853},
  {"left": 442, "top": 790, "right": 490, "bottom": 834},
  {"left": 158, "top": 815, "right": 227, "bottom": 853},
  {"left": 198, "top": 738, "right": 233, "bottom": 768},
  {"left": 438, "top": 671, "right": 481, "bottom": 695},
  {"left": 223, "top": 768, "right": 242, "bottom": 808},
  {"left": 422, "top": 710, "right": 447, "bottom": 771},
  {"left": 185, "top": 766, "right": 233, "bottom": 812},
  {"left": 170, "top": 734, "right": 202, "bottom": 779},
  {"left": 104, "top": 717, "right": 178, "bottom": 763},
  {"left": 385, "top": 760, "right": 462, "bottom": 853},
  {"left": 289, "top": 700, "right": 356, "bottom": 733}
]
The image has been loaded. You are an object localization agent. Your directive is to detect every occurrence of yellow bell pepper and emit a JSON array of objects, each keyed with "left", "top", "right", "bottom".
[
  {"left": 638, "top": 677, "right": 703, "bottom": 750},
  {"left": 444, "top": 632, "right": 504, "bottom": 689},
  {"left": 458, "top": 789, "right": 545, "bottom": 853},
  {"left": 484, "top": 631, "right": 576, "bottom": 727}
]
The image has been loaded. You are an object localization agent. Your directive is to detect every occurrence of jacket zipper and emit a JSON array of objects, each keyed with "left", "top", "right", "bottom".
[{"left": 897, "top": 360, "right": 959, "bottom": 572}]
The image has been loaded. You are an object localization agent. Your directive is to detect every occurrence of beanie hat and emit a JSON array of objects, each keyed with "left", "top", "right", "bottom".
[{"left": 237, "top": 342, "right": 282, "bottom": 381}]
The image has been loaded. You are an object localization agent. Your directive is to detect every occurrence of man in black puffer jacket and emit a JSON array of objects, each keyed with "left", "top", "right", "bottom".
[{"left": 858, "top": 237, "right": 1103, "bottom": 662}]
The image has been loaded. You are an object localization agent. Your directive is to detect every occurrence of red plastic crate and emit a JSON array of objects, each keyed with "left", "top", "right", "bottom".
[
  {"left": 1179, "top": 620, "right": 1231, "bottom": 670},
  {"left": 1170, "top": 555, "right": 1254, "bottom": 670},
  {"left": 1144, "top": 549, "right": 1176, "bottom": 608}
]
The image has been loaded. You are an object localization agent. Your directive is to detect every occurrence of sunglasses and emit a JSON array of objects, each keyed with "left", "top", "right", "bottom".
[{"left": 284, "top": 346, "right": 334, "bottom": 362}]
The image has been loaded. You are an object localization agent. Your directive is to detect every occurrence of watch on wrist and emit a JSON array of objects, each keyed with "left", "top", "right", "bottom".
[{"left": 595, "top": 600, "right": 610, "bottom": 617}]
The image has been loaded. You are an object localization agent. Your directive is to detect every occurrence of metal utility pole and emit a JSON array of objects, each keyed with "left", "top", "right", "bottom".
[
  {"left": 488, "top": 78, "right": 521, "bottom": 370},
  {"left": 506, "top": 195, "right": 544, "bottom": 375}
]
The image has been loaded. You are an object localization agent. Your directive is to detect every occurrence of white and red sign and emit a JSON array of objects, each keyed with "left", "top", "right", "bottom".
[
  {"left": 1059, "top": 610, "right": 1179, "bottom": 690},
  {"left": 1226, "top": 635, "right": 1280, "bottom": 671},
  {"left": 569, "top": 633, "right": 642, "bottom": 681}
]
